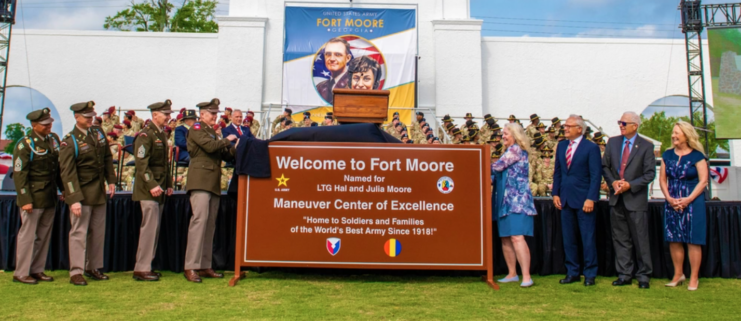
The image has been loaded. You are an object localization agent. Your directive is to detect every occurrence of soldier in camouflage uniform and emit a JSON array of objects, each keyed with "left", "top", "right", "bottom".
[
  {"left": 525, "top": 114, "right": 540, "bottom": 139},
  {"left": 459, "top": 113, "right": 473, "bottom": 137},
  {"left": 507, "top": 114, "right": 517, "bottom": 124},
  {"left": 551, "top": 117, "right": 562, "bottom": 132},
  {"left": 545, "top": 126, "right": 557, "bottom": 150},
  {"left": 450, "top": 128, "right": 463, "bottom": 144},
  {"left": 246, "top": 110, "right": 260, "bottom": 136},
  {"left": 11, "top": 108, "right": 63, "bottom": 285},
  {"left": 271, "top": 108, "right": 292, "bottom": 135},
  {"left": 532, "top": 146, "right": 554, "bottom": 197}
]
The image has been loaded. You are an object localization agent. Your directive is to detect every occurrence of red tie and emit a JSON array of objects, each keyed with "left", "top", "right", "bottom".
[
  {"left": 236, "top": 125, "right": 242, "bottom": 136},
  {"left": 620, "top": 140, "right": 630, "bottom": 179},
  {"left": 566, "top": 141, "right": 575, "bottom": 168}
]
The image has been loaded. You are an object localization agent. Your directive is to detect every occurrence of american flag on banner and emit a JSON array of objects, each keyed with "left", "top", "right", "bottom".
[
  {"left": 312, "top": 35, "right": 387, "bottom": 90},
  {"left": 709, "top": 167, "right": 729, "bottom": 184}
]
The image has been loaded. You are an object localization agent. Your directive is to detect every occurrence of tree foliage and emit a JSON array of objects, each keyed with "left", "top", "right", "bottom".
[
  {"left": 639, "top": 111, "right": 729, "bottom": 158},
  {"left": 104, "top": 0, "right": 218, "bottom": 33},
  {"left": 4, "top": 123, "right": 26, "bottom": 154}
]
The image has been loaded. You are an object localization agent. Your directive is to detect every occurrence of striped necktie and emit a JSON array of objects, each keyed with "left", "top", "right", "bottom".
[{"left": 566, "top": 140, "right": 576, "bottom": 168}]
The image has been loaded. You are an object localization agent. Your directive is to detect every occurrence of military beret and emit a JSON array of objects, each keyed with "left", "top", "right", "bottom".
[
  {"left": 433, "top": 137, "right": 440, "bottom": 142},
  {"left": 113, "top": 124, "right": 123, "bottom": 130},
  {"left": 126, "top": 110, "right": 136, "bottom": 116},
  {"left": 393, "top": 111, "right": 399, "bottom": 116},
  {"left": 196, "top": 98, "right": 221, "bottom": 112},
  {"left": 26, "top": 107, "right": 54, "bottom": 125},
  {"left": 465, "top": 113, "right": 473, "bottom": 118},
  {"left": 395, "top": 122, "right": 401, "bottom": 128},
  {"left": 325, "top": 115, "right": 333, "bottom": 120},
  {"left": 95, "top": 117, "right": 103, "bottom": 124},
  {"left": 107, "top": 132, "right": 118, "bottom": 139},
  {"left": 123, "top": 120, "right": 132, "bottom": 127},
  {"left": 406, "top": 140, "right": 414, "bottom": 144},
  {"left": 102, "top": 110, "right": 111, "bottom": 115},
  {"left": 530, "top": 114, "right": 539, "bottom": 121},
  {"left": 71, "top": 101, "right": 96, "bottom": 117},
  {"left": 304, "top": 111, "right": 311, "bottom": 116},
  {"left": 148, "top": 99, "right": 174, "bottom": 114},
  {"left": 420, "top": 118, "right": 426, "bottom": 123},
  {"left": 164, "top": 126, "right": 172, "bottom": 134},
  {"left": 426, "top": 134, "right": 434, "bottom": 140},
  {"left": 416, "top": 111, "right": 424, "bottom": 117},
  {"left": 246, "top": 110, "right": 255, "bottom": 116},
  {"left": 311, "top": 122, "right": 318, "bottom": 127},
  {"left": 225, "top": 107, "right": 233, "bottom": 112},
  {"left": 326, "top": 112, "right": 333, "bottom": 117},
  {"left": 284, "top": 119, "right": 293, "bottom": 126},
  {"left": 284, "top": 108, "right": 293, "bottom": 115},
  {"left": 176, "top": 113, "right": 183, "bottom": 120},
  {"left": 108, "top": 106, "right": 116, "bottom": 114},
  {"left": 245, "top": 115, "right": 253, "bottom": 123},
  {"left": 401, "top": 133, "right": 408, "bottom": 139}
]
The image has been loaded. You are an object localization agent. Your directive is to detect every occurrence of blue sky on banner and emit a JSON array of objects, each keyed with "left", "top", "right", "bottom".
[{"left": 283, "top": 7, "right": 415, "bottom": 62}]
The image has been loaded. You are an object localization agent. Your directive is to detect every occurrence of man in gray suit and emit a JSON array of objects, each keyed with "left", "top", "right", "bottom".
[{"left": 602, "top": 111, "right": 656, "bottom": 289}]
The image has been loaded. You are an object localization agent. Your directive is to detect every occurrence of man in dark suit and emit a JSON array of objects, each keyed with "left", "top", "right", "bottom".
[
  {"left": 316, "top": 37, "right": 352, "bottom": 104},
  {"left": 222, "top": 109, "right": 250, "bottom": 145},
  {"left": 552, "top": 115, "right": 602, "bottom": 286},
  {"left": 602, "top": 112, "right": 656, "bottom": 289}
]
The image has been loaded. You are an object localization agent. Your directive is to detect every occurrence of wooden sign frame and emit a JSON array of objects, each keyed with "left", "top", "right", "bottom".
[
  {"left": 332, "top": 88, "right": 390, "bottom": 124},
  {"left": 229, "top": 142, "right": 496, "bottom": 290}
]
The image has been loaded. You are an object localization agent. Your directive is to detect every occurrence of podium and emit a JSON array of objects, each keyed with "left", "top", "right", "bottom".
[{"left": 332, "top": 88, "right": 390, "bottom": 124}]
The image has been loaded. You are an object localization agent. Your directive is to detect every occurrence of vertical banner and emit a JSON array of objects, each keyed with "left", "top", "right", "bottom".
[
  {"left": 708, "top": 28, "right": 741, "bottom": 139},
  {"left": 282, "top": 7, "right": 417, "bottom": 124}
]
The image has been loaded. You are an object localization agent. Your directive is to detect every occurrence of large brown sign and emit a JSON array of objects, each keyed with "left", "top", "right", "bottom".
[{"left": 230, "top": 142, "right": 495, "bottom": 289}]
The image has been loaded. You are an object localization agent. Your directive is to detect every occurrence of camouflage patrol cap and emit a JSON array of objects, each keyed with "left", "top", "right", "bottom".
[
  {"left": 196, "top": 98, "right": 221, "bottom": 112},
  {"left": 71, "top": 101, "right": 96, "bottom": 117},
  {"left": 26, "top": 107, "right": 54, "bottom": 125},
  {"left": 148, "top": 99, "right": 174, "bottom": 114}
]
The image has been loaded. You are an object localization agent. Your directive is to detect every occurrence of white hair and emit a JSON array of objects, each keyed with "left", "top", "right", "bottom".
[
  {"left": 568, "top": 114, "right": 585, "bottom": 134},
  {"left": 622, "top": 111, "right": 641, "bottom": 126}
]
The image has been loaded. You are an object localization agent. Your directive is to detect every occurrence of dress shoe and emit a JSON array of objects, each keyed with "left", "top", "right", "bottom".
[
  {"left": 584, "top": 278, "right": 596, "bottom": 286},
  {"left": 184, "top": 270, "right": 202, "bottom": 283},
  {"left": 133, "top": 271, "right": 160, "bottom": 282},
  {"left": 70, "top": 274, "right": 88, "bottom": 286},
  {"left": 559, "top": 276, "right": 581, "bottom": 284},
  {"left": 151, "top": 271, "right": 162, "bottom": 277},
  {"left": 639, "top": 281, "right": 650, "bottom": 289},
  {"left": 84, "top": 270, "right": 109, "bottom": 281},
  {"left": 665, "top": 275, "right": 686, "bottom": 287},
  {"left": 612, "top": 278, "right": 632, "bottom": 286},
  {"left": 198, "top": 269, "right": 224, "bottom": 278},
  {"left": 30, "top": 272, "right": 54, "bottom": 282},
  {"left": 13, "top": 276, "right": 38, "bottom": 285}
]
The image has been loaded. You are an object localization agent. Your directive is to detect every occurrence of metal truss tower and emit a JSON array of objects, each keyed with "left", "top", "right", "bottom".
[{"left": 0, "top": 1, "right": 15, "bottom": 133}]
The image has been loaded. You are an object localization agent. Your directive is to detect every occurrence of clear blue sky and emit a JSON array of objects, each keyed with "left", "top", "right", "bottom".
[{"left": 471, "top": 0, "right": 730, "bottom": 39}]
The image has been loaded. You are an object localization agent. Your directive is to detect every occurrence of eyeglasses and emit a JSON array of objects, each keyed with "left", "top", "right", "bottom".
[
  {"left": 561, "top": 125, "right": 581, "bottom": 130},
  {"left": 617, "top": 121, "right": 636, "bottom": 127}
]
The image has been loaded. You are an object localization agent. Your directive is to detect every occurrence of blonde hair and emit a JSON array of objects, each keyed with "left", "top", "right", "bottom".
[
  {"left": 673, "top": 121, "right": 705, "bottom": 155},
  {"left": 504, "top": 123, "right": 532, "bottom": 154}
]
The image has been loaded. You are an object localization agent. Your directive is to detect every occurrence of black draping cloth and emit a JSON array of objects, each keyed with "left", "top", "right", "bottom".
[{"left": 1, "top": 193, "right": 740, "bottom": 278}]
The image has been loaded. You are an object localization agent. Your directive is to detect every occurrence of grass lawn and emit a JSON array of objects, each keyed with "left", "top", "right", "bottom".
[{"left": 1, "top": 270, "right": 739, "bottom": 320}]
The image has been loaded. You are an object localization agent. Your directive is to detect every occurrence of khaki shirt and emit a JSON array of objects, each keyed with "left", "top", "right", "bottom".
[
  {"left": 59, "top": 126, "right": 117, "bottom": 206},
  {"left": 185, "top": 122, "right": 236, "bottom": 195},
  {"left": 132, "top": 122, "right": 172, "bottom": 202},
  {"left": 13, "top": 131, "right": 63, "bottom": 209}
]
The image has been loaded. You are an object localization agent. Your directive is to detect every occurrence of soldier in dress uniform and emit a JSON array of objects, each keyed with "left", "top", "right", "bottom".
[
  {"left": 184, "top": 98, "right": 238, "bottom": 283},
  {"left": 11, "top": 108, "right": 63, "bottom": 285},
  {"left": 59, "top": 101, "right": 117, "bottom": 286},
  {"left": 131, "top": 100, "right": 175, "bottom": 282},
  {"left": 174, "top": 109, "right": 197, "bottom": 190}
]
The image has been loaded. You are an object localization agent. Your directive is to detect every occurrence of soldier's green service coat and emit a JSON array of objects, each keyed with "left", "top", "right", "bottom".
[
  {"left": 185, "top": 122, "right": 236, "bottom": 195},
  {"left": 59, "top": 126, "right": 117, "bottom": 206},
  {"left": 132, "top": 122, "right": 173, "bottom": 202},
  {"left": 13, "top": 130, "right": 64, "bottom": 209}
]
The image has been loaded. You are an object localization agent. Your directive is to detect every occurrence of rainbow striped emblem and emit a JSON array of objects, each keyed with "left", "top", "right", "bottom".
[{"left": 384, "top": 239, "right": 402, "bottom": 257}]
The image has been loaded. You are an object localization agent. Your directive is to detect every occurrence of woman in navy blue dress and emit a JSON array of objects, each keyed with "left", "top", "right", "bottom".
[{"left": 659, "top": 121, "right": 708, "bottom": 291}]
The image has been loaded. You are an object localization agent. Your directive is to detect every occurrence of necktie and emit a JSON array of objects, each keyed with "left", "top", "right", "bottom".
[
  {"left": 236, "top": 125, "right": 242, "bottom": 136},
  {"left": 566, "top": 141, "right": 575, "bottom": 168},
  {"left": 620, "top": 140, "right": 631, "bottom": 179},
  {"left": 329, "top": 78, "right": 336, "bottom": 90}
]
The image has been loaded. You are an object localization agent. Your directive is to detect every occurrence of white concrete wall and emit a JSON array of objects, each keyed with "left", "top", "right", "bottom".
[
  {"left": 482, "top": 37, "right": 700, "bottom": 138},
  {"left": 7, "top": 30, "right": 218, "bottom": 134}
]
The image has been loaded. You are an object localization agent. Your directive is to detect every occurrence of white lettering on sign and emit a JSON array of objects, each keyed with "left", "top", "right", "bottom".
[
  {"left": 276, "top": 156, "right": 347, "bottom": 171},
  {"left": 406, "top": 159, "right": 454, "bottom": 172}
]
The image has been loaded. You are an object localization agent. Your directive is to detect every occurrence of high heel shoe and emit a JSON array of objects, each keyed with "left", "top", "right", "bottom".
[
  {"left": 688, "top": 280, "right": 699, "bottom": 291},
  {"left": 665, "top": 275, "right": 686, "bottom": 287}
]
